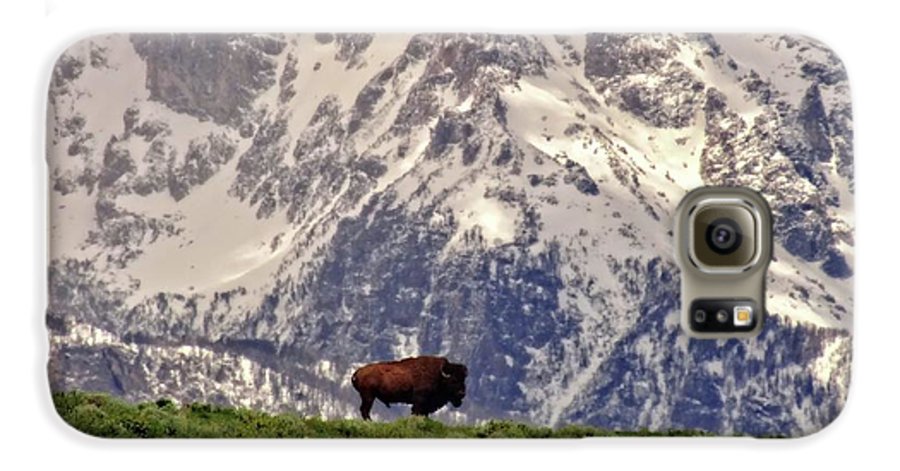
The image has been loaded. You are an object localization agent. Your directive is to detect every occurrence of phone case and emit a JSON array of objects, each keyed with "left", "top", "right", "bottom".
[{"left": 46, "top": 33, "right": 852, "bottom": 438}]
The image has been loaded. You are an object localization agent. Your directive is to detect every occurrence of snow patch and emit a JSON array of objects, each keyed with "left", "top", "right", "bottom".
[{"left": 453, "top": 195, "right": 517, "bottom": 246}]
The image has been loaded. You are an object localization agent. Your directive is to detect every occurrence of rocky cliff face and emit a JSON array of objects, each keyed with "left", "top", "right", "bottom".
[{"left": 47, "top": 33, "right": 852, "bottom": 436}]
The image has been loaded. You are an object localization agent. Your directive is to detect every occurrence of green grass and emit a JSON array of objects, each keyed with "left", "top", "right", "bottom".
[{"left": 52, "top": 391, "right": 709, "bottom": 438}]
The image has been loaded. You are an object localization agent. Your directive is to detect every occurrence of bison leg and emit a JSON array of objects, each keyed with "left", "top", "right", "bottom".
[
  {"left": 411, "top": 396, "right": 435, "bottom": 417},
  {"left": 411, "top": 402, "right": 428, "bottom": 417},
  {"left": 411, "top": 396, "right": 445, "bottom": 417},
  {"left": 359, "top": 393, "right": 375, "bottom": 421}
]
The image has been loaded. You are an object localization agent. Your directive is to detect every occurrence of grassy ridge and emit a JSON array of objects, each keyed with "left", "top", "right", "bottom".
[{"left": 52, "top": 391, "right": 708, "bottom": 438}]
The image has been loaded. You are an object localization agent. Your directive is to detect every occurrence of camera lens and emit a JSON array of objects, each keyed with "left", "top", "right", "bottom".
[
  {"left": 693, "top": 310, "right": 707, "bottom": 323},
  {"left": 705, "top": 218, "right": 742, "bottom": 255}
]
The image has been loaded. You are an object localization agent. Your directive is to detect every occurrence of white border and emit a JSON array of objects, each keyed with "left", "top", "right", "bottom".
[{"left": 3, "top": 1, "right": 898, "bottom": 470}]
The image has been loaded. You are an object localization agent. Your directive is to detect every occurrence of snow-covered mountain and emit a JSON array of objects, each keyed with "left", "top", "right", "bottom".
[{"left": 46, "top": 33, "right": 852, "bottom": 436}]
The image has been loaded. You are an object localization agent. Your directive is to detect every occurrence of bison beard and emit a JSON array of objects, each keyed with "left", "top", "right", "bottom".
[{"left": 351, "top": 356, "right": 468, "bottom": 420}]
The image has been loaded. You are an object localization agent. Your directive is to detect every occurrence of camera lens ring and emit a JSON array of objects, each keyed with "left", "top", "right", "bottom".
[
  {"left": 693, "top": 310, "right": 707, "bottom": 324},
  {"left": 705, "top": 217, "right": 743, "bottom": 255}
]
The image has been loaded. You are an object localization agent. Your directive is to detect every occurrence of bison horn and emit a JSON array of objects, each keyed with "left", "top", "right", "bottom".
[{"left": 441, "top": 369, "right": 451, "bottom": 379}]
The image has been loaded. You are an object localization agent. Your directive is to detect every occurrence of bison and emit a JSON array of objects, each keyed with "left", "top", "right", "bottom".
[{"left": 350, "top": 356, "right": 468, "bottom": 420}]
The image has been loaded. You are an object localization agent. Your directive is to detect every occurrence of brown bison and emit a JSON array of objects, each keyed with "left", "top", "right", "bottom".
[{"left": 350, "top": 356, "right": 468, "bottom": 420}]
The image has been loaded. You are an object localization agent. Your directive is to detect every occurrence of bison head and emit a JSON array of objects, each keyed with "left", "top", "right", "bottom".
[{"left": 440, "top": 360, "right": 468, "bottom": 408}]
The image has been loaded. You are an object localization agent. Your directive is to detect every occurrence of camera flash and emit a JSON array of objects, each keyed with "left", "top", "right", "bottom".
[{"left": 734, "top": 306, "right": 753, "bottom": 327}]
